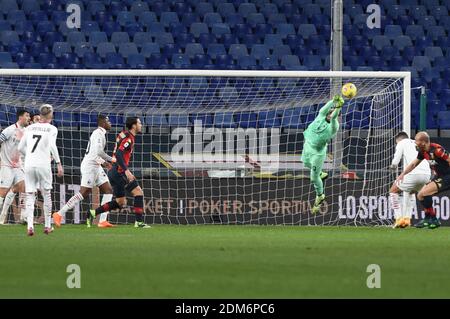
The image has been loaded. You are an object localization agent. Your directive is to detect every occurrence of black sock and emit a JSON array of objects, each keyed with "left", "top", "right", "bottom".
[
  {"left": 95, "top": 200, "right": 120, "bottom": 216},
  {"left": 134, "top": 195, "right": 144, "bottom": 223}
]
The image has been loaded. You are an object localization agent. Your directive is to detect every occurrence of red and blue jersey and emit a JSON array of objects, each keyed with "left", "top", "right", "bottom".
[
  {"left": 112, "top": 130, "right": 135, "bottom": 173},
  {"left": 417, "top": 143, "right": 450, "bottom": 177}
]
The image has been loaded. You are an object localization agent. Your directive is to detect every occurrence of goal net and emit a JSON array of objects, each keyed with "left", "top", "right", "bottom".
[{"left": 0, "top": 70, "right": 410, "bottom": 226}]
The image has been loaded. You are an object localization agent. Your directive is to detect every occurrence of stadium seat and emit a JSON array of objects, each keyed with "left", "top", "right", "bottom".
[
  {"left": 211, "top": 23, "right": 231, "bottom": 36},
  {"left": 264, "top": 34, "right": 283, "bottom": 49},
  {"left": 207, "top": 43, "right": 226, "bottom": 59},
  {"left": 405, "top": 25, "right": 424, "bottom": 40},
  {"left": 234, "top": 112, "right": 257, "bottom": 128},
  {"left": 384, "top": 25, "right": 403, "bottom": 40},
  {"left": 214, "top": 112, "right": 236, "bottom": 127},
  {"left": 280, "top": 55, "right": 301, "bottom": 70},
  {"left": 67, "top": 32, "right": 86, "bottom": 46},
  {"left": 424, "top": 46, "right": 443, "bottom": 62},
  {"left": 97, "top": 42, "right": 116, "bottom": 58},
  {"left": 138, "top": 11, "right": 158, "bottom": 27},
  {"left": 251, "top": 44, "right": 270, "bottom": 61},
  {"left": 160, "top": 12, "right": 179, "bottom": 27},
  {"left": 272, "top": 45, "right": 291, "bottom": 59},
  {"left": 168, "top": 114, "right": 190, "bottom": 126},
  {"left": 238, "top": 55, "right": 257, "bottom": 69},
  {"left": 247, "top": 13, "right": 266, "bottom": 26},
  {"left": 281, "top": 108, "right": 303, "bottom": 129},
  {"left": 412, "top": 56, "right": 431, "bottom": 72},
  {"left": 130, "top": 1, "right": 149, "bottom": 16},
  {"left": 196, "top": 2, "right": 214, "bottom": 17},
  {"left": 276, "top": 23, "right": 296, "bottom": 37},
  {"left": 228, "top": 44, "right": 248, "bottom": 60},
  {"left": 190, "top": 23, "right": 209, "bottom": 38},
  {"left": 258, "top": 110, "right": 281, "bottom": 127},
  {"left": 437, "top": 111, "right": 450, "bottom": 129},
  {"left": 261, "top": 3, "right": 278, "bottom": 17},
  {"left": 392, "top": 36, "right": 413, "bottom": 51},
  {"left": 0, "top": 0, "right": 18, "bottom": 14},
  {"left": 7, "top": 10, "right": 26, "bottom": 24},
  {"left": 118, "top": 43, "right": 138, "bottom": 58},
  {"left": 111, "top": 32, "right": 130, "bottom": 46},
  {"left": 0, "top": 30, "right": 19, "bottom": 45},
  {"left": 141, "top": 43, "right": 160, "bottom": 58},
  {"left": 372, "top": 35, "right": 391, "bottom": 51},
  {"left": 297, "top": 24, "right": 317, "bottom": 38},
  {"left": 238, "top": 3, "right": 257, "bottom": 18},
  {"left": 217, "top": 3, "right": 236, "bottom": 17},
  {"left": 204, "top": 13, "right": 223, "bottom": 26},
  {"left": 426, "top": 26, "right": 446, "bottom": 41},
  {"left": 52, "top": 42, "right": 71, "bottom": 57}
]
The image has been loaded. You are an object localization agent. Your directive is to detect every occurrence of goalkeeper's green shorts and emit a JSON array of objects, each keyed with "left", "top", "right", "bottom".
[{"left": 301, "top": 144, "right": 327, "bottom": 172}]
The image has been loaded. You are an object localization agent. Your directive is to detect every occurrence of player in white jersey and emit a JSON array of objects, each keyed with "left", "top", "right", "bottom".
[
  {"left": 0, "top": 109, "right": 30, "bottom": 224},
  {"left": 18, "top": 104, "right": 63, "bottom": 236},
  {"left": 53, "top": 115, "right": 115, "bottom": 228},
  {"left": 389, "top": 132, "right": 431, "bottom": 228}
]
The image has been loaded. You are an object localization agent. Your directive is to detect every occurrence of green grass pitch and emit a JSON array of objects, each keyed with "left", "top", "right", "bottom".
[{"left": 1, "top": 224, "right": 450, "bottom": 298}]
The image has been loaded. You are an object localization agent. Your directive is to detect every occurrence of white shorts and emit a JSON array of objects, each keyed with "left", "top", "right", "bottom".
[
  {"left": 24, "top": 167, "right": 53, "bottom": 193},
  {"left": 396, "top": 174, "right": 430, "bottom": 193},
  {"left": 80, "top": 164, "right": 109, "bottom": 188},
  {"left": 0, "top": 166, "right": 25, "bottom": 188}
]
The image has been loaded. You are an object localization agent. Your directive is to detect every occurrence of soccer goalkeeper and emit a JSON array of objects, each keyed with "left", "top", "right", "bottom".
[{"left": 302, "top": 95, "right": 345, "bottom": 214}]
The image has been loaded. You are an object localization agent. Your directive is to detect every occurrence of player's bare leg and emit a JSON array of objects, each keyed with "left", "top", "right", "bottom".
[
  {"left": 53, "top": 186, "right": 91, "bottom": 227},
  {"left": 97, "top": 182, "right": 114, "bottom": 228},
  {"left": 416, "top": 182, "right": 440, "bottom": 229},
  {"left": 41, "top": 188, "right": 53, "bottom": 234}
]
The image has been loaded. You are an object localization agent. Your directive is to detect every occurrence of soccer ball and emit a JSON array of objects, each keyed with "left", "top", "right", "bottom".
[{"left": 341, "top": 83, "right": 357, "bottom": 98}]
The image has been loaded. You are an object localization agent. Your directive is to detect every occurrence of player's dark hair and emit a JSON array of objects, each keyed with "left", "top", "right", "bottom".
[
  {"left": 17, "top": 109, "right": 29, "bottom": 118},
  {"left": 126, "top": 117, "right": 139, "bottom": 130},
  {"left": 97, "top": 114, "right": 108, "bottom": 125},
  {"left": 395, "top": 131, "right": 409, "bottom": 140}
]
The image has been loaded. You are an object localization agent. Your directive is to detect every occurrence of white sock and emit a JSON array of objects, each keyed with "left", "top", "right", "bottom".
[
  {"left": 25, "top": 192, "right": 35, "bottom": 230},
  {"left": 1, "top": 191, "right": 15, "bottom": 218},
  {"left": 99, "top": 194, "right": 113, "bottom": 222},
  {"left": 404, "top": 192, "right": 415, "bottom": 219},
  {"left": 0, "top": 197, "right": 5, "bottom": 223},
  {"left": 41, "top": 189, "right": 52, "bottom": 228},
  {"left": 389, "top": 192, "right": 402, "bottom": 220},
  {"left": 19, "top": 192, "right": 26, "bottom": 221},
  {"left": 59, "top": 192, "right": 84, "bottom": 216}
]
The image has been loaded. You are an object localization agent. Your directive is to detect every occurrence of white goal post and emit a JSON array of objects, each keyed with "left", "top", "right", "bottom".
[{"left": 0, "top": 69, "right": 411, "bottom": 226}]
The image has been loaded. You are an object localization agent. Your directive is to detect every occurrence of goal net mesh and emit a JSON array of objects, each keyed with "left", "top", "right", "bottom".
[{"left": 0, "top": 71, "right": 407, "bottom": 226}]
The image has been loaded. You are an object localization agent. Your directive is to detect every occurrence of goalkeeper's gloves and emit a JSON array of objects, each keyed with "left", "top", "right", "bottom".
[{"left": 333, "top": 95, "right": 344, "bottom": 109}]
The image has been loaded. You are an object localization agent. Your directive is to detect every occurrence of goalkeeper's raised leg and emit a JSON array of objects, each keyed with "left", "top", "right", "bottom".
[{"left": 301, "top": 95, "right": 344, "bottom": 214}]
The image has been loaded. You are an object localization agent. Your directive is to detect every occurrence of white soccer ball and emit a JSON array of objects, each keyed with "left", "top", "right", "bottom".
[{"left": 341, "top": 83, "right": 357, "bottom": 98}]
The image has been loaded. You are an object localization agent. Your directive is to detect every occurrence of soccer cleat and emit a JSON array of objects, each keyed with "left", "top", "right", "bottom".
[
  {"left": 415, "top": 217, "right": 430, "bottom": 229},
  {"left": 27, "top": 228, "right": 34, "bottom": 236},
  {"left": 392, "top": 218, "right": 403, "bottom": 229},
  {"left": 320, "top": 171, "right": 329, "bottom": 183},
  {"left": 312, "top": 194, "right": 326, "bottom": 214},
  {"left": 134, "top": 221, "right": 151, "bottom": 228},
  {"left": 98, "top": 221, "right": 114, "bottom": 228},
  {"left": 86, "top": 209, "right": 96, "bottom": 228},
  {"left": 44, "top": 227, "right": 53, "bottom": 235},
  {"left": 53, "top": 212, "right": 62, "bottom": 228},
  {"left": 428, "top": 217, "right": 441, "bottom": 230}
]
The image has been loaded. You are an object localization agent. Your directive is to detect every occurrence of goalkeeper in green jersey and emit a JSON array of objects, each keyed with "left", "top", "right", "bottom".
[{"left": 302, "top": 94, "right": 345, "bottom": 214}]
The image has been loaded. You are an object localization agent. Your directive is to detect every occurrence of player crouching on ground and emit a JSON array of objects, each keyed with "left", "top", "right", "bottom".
[
  {"left": 395, "top": 132, "right": 450, "bottom": 229},
  {"left": 53, "top": 115, "right": 115, "bottom": 228},
  {"left": 389, "top": 132, "right": 431, "bottom": 228},
  {"left": 302, "top": 95, "right": 345, "bottom": 214},
  {"left": 86, "top": 117, "right": 150, "bottom": 228}
]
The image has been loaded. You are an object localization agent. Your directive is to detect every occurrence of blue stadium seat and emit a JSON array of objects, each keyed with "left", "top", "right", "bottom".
[
  {"left": 207, "top": 43, "right": 226, "bottom": 59},
  {"left": 214, "top": 112, "right": 236, "bottom": 127},
  {"left": 196, "top": 2, "right": 214, "bottom": 17},
  {"left": 198, "top": 33, "right": 217, "bottom": 47},
  {"left": 424, "top": 46, "right": 443, "bottom": 62},
  {"left": 258, "top": 110, "right": 281, "bottom": 127},
  {"left": 384, "top": 25, "right": 403, "bottom": 39},
  {"left": 116, "top": 11, "right": 136, "bottom": 27},
  {"left": 87, "top": 1, "right": 106, "bottom": 15},
  {"left": 1, "top": 0, "right": 18, "bottom": 14},
  {"left": 303, "top": 55, "right": 322, "bottom": 68},
  {"left": 161, "top": 43, "right": 180, "bottom": 56},
  {"left": 147, "top": 22, "right": 165, "bottom": 34},
  {"left": 168, "top": 114, "right": 190, "bottom": 126},
  {"left": 0, "top": 21, "right": 11, "bottom": 32},
  {"left": 190, "top": 22, "right": 209, "bottom": 37},
  {"left": 228, "top": 44, "right": 248, "bottom": 59},
  {"left": 385, "top": 5, "right": 406, "bottom": 19},
  {"left": 141, "top": 42, "right": 160, "bottom": 58},
  {"left": 418, "top": 16, "right": 436, "bottom": 29},
  {"left": 171, "top": 53, "right": 190, "bottom": 68},
  {"left": 261, "top": 3, "right": 278, "bottom": 17},
  {"left": 74, "top": 42, "right": 94, "bottom": 58},
  {"left": 102, "top": 21, "right": 121, "bottom": 37},
  {"left": 52, "top": 42, "right": 71, "bottom": 57},
  {"left": 272, "top": 45, "right": 291, "bottom": 59},
  {"left": 118, "top": 43, "right": 138, "bottom": 58},
  {"left": 130, "top": 1, "right": 149, "bottom": 16},
  {"left": 0, "top": 52, "right": 12, "bottom": 64},
  {"left": 67, "top": 31, "right": 86, "bottom": 46},
  {"left": 105, "top": 52, "right": 124, "bottom": 68},
  {"left": 238, "top": 55, "right": 258, "bottom": 69},
  {"left": 221, "top": 33, "right": 239, "bottom": 50},
  {"left": 192, "top": 54, "right": 212, "bottom": 67},
  {"left": 173, "top": 32, "right": 195, "bottom": 49},
  {"left": 297, "top": 24, "right": 317, "bottom": 38},
  {"left": 97, "top": 42, "right": 116, "bottom": 58},
  {"left": 280, "top": 55, "right": 301, "bottom": 70},
  {"left": 405, "top": 25, "right": 424, "bottom": 40},
  {"left": 250, "top": 44, "right": 270, "bottom": 61},
  {"left": 430, "top": 6, "right": 448, "bottom": 20},
  {"left": 410, "top": 5, "right": 427, "bottom": 20},
  {"left": 264, "top": 33, "right": 283, "bottom": 49},
  {"left": 181, "top": 12, "right": 200, "bottom": 25},
  {"left": 281, "top": 108, "right": 302, "bottom": 129},
  {"left": 150, "top": 1, "right": 170, "bottom": 16},
  {"left": 204, "top": 12, "right": 222, "bottom": 26},
  {"left": 437, "top": 111, "right": 450, "bottom": 129},
  {"left": 7, "top": 10, "right": 26, "bottom": 24},
  {"left": 111, "top": 32, "right": 130, "bottom": 46},
  {"left": 372, "top": 35, "right": 391, "bottom": 51},
  {"left": 89, "top": 31, "right": 108, "bottom": 47},
  {"left": 173, "top": 2, "right": 190, "bottom": 16},
  {"left": 238, "top": 3, "right": 257, "bottom": 18},
  {"left": 380, "top": 46, "right": 398, "bottom": 61},
  {"left": 217, "top": 3, "right": 235, "bottom": 17},
  {"left": 190, "top": 114, "right": 214, "bottom": 127},
  {"left": 215, "top": 54, "right": 233, "bottom": 66},
  {"left": 268, "top": 13, "right": 287, "bottom": 25},
  {"left": 145, "top": 114, "right": 168, "bottom": 126},
  {"left": 0, "top": 30, "right": 18, "bottom": 45},
  {"left": 412, "top": 56, "right": 431, "bottom": 72},
  {"left": 276, "top": 23, "right": 296, "bottom": 37},
  {"left": 138, "top": 11, "right": 158, "bottom": 27},
  {"left": 184, "top": 43, "right": 204, "bottom": 59},
  {"left": 83, "top": 21, "right": 100, "bottom": 36},
  {"left": 303, "top": 4, "right": 321, "bottom": 17},
  {"left": 247, "top": 13, "right": 265, "bottom": 26},
  {"left": 426, "top": 26, "right": 446, "bottom": 41},
  {"left": 124, "top": 23, "right": 143, "bottom": 38},
  {"left": 211, "top": 23, "right": 231, "bottom": 36},
  {"left": 234, "top": 112, "right": 257, "bottom": 128},
  {"left": 160, "top": 12, "right": 179, "bottom": 27},
  {"left": 392, "top": 35, "right": 412, "bottom": 51}
]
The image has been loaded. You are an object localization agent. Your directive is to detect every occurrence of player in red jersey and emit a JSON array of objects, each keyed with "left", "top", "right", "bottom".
[
  {"left": 86, "top": 117, "right": 150, "bottom": 228},
  {"left": 396, "top": 132, "right": 450, "bottom": 229}
]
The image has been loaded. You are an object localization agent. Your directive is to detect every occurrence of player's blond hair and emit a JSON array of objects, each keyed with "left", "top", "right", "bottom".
[{"left": 39, "top": 104, "right": 53, "bottom": 119}]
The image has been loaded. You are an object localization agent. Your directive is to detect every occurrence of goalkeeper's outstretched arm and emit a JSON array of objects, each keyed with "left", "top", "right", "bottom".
[
  {"left": 330, "top": 95, "right": 344, "bottom": 135},
  {"left": 318, "top": 99, "right": 335, "bottom": 117}
]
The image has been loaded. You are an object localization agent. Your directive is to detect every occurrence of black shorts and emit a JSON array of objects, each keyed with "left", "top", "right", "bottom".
[
  {"left": 431, "top": 174, "right": 450, "bottom": 192},
  {"left": 108, "top": 169, "right": 140, "bottom": 198}
]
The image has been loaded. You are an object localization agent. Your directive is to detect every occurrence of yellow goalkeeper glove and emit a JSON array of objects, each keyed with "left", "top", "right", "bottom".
[{"left": 333, "top": 95, "right": 344, "bottom": 109}]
